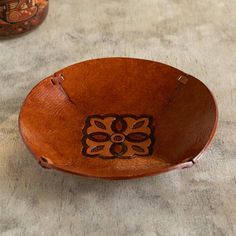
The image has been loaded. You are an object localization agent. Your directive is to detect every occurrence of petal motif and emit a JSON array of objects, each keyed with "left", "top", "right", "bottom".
[
  {"left": 126, "top": 132, "right": 149, "bottom": 143},
  {"left": 123, "top": 117, "right": 151, "bottom": 136},
  {"left": 87, "top": 117, "right": 114, "bottom": 135},
  {"left": 85, "top": 139, "right": 114, "bottom": 157},
  {"left": 87, "top": 132, "right": 110, "bottom": 142},
  {"left": 124, "top": 139, "right": 152, "bottom": 157},
  {"left": 110, "top": 143, "right": 128, "bottom": 156},
  {"left": 111, "top": 117, "right": 127, "bottom": 133}
]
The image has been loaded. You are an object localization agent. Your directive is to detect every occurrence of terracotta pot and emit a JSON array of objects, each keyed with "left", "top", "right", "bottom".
[
  {"left": 0, "top": 0, "right": 48, "bottom": 37},
  {"left": 19, "top": 58, "right": 218, "bottom": 179}
]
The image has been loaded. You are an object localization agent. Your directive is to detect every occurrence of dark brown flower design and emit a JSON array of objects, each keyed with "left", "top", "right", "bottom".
[{"left": 82, "top": 115, "right": 154, "bottom": 158}]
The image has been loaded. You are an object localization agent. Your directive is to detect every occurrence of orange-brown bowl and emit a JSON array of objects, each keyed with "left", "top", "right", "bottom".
[{"left": 19, "top": 58, "right": 218, "bottom": 179}]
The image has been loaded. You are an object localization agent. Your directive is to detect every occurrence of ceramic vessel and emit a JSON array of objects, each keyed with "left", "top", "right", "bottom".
[
  {"left": 19, "top": 58, "right": 218, "bottom": 179},
  {"left": 0, "top": 0, "right": 48, "bottom": 37}
]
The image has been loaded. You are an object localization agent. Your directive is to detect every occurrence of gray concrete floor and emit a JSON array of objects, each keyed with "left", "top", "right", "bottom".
[{"left": 0, "top": 0, "right": 236, "bottom": 235}]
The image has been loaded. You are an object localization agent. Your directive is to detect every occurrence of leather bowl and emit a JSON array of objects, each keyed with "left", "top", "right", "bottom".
[{"left": 19, "top": 58, "right": 218, "bottom": 179}]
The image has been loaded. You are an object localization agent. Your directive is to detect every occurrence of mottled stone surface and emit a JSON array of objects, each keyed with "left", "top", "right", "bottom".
[{"left": 0, "top": 1, "right": 235, "bottom": 235}]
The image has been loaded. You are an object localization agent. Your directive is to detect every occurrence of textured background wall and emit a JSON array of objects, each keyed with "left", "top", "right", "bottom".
[{"left": 0, "top": 0, "right": 235, "bottom": 235}]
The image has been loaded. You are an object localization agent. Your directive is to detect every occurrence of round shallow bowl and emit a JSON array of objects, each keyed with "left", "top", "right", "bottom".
[{"left": 19, "top": 58, "right": 218, "bottom": 179}]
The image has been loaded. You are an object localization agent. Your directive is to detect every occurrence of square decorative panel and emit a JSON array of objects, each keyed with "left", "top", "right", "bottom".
[{"left": 82, "top": 115, "right": 154, "bottom": 159}]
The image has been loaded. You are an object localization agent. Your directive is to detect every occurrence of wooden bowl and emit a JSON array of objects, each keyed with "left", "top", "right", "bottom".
[{"left": 19, "top": 58, "right": 218, "bottom": 179}]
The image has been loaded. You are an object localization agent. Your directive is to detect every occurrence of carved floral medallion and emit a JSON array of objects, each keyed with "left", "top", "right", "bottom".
[{"left": 82, "top": 115, "right": 154, "bottom": 159}]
